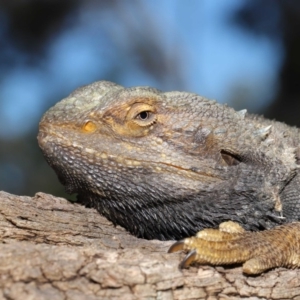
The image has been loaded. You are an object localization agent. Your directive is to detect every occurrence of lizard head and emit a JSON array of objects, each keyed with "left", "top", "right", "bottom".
[{"left": 38, "top": 81, "right": 291, "bottom": 240}]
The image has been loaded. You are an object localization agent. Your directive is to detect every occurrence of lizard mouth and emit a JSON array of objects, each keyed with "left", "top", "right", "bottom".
[{"left": 38, "top": 123, "right": 224, "bottom": 197}]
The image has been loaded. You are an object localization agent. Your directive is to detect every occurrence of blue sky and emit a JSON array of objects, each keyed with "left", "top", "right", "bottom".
[{"left": 0, "top": 0, "right": 282, "bottom": 139}]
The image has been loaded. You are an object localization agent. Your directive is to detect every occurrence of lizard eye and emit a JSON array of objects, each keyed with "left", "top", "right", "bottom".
[
  {"left": 126, "top": 103, "right": 157, "bottom": 127},
  {"left": 134, "top": 110, "right": 156, "bottom": 126},
  {"left": 137, "top": 111, "right": 150, "bottom": 120},
  {"left": 121, "top": 102, "right": 158, "bottom": 136}
]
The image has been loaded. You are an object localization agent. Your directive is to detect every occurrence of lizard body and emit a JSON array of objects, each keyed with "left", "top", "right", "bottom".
[{"left": 38, "top": 81, "right": 300, "bottom": 273}]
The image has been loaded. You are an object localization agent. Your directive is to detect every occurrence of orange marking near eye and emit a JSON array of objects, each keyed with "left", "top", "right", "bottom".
[{"left": 82, "top": 121, "right": 96, "bottom": 133}]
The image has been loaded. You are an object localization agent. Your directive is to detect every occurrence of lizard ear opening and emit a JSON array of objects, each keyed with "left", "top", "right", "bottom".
[{"left": 221, "top": 149, "right": 242, "bottom": 166}]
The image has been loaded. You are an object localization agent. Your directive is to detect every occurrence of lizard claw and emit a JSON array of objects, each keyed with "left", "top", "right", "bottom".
[
  {"left": 168, "top": 240, "right": 185, "bottom": 253},
  {"left": 179, "top": 250, "right": 197, "bottom": 269},
  {"left": 168, "top": 240, "right": 199, "bottom": 269}
]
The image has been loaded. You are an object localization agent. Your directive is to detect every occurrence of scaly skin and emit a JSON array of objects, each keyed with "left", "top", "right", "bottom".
[
  {"left": 168, "top": 221, "right": 300, "bottom": 274},
  {"left": 38, "top": 81, "right": 300, "bottom": 273}
]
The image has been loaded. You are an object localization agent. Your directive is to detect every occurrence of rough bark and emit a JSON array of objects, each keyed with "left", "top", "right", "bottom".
[{"left": 0, "top": 191, "right": 300, "bottom": 300}]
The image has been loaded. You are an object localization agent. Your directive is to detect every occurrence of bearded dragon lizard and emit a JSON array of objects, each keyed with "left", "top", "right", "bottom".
[{"left": 38, "top": 81, "right": 300, "bottom": 274}]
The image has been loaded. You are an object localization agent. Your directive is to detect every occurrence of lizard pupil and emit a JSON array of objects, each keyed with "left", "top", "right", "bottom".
[{"left": 138, "top": 111, "right": 149, "bottom": 120}]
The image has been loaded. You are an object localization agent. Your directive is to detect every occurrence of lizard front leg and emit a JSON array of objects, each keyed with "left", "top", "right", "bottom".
[{"left": 168, "top": 221, "right": 300, "bottom": 274}]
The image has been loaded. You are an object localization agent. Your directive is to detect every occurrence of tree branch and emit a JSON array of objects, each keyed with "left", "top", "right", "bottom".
[{"left": 0, "top": 191, "right": 299, "bottom": 299}]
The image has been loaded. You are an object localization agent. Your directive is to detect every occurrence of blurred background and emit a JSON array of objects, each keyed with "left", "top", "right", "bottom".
[{"left": 1, "top": 0, "right": 300, "bottom": 198}]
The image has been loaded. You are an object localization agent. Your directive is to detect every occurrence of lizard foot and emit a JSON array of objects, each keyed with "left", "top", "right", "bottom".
[{"left": 168, "top": 221, "right": 300, "bottom": 274}]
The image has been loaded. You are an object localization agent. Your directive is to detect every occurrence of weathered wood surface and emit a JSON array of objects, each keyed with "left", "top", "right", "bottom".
[{"left": 0, "top": 191, "right": 300, "bottom": 300}]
